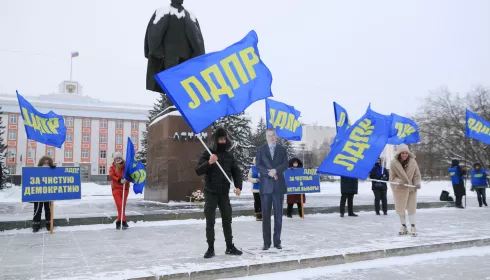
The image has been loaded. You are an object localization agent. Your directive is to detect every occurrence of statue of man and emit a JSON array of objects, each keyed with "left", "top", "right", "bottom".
[{"left": 144, "top": 0, "right": 205, "bottom": 95}]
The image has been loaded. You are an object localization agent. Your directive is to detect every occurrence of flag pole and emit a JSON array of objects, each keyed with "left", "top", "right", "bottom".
[
  {"left": 120, "top": 184, "right": 125, "bottom": 231},
  {"left": 70, "top": 56, "right": 73, "bottom": 81}
]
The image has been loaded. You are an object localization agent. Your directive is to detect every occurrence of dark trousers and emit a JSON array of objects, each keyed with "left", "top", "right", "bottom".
[
  {"left": 476, "top": 188, "right": 487, "bottom": 206},
  {"left": 261, "top": 193, "right": 284, "bottom": 247},
  {"left": 286, "top": 203, "right": 303, "bottom": 217},
  {"left": 456, "top": 195, "right": 464, "bottom": 207},
  {"left": 204, "top": 191, "right": 233, "bottom": 247},
  {"left": 33, "top": 202, "right": 51, "bottom": 223},
  {"left": 253, "top": 193, "right": 262, "bottom": 213},
  {"left": 373, "top": 189, "right": 388, "bottom": 214},
  {"left": 340, "top": 194, "right": 355, "bottom": 214}
]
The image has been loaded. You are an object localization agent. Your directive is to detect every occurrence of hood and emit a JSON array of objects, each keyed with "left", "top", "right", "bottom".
[
  {"left": 451, "top": 159, "right": 460, "bottom": 167},
  {"left": 289, "top": 157, "right": 303, "bottom": 168},
  {"left": 37, "top": 156, "right": 55, "bottom": 167},
  {"left": 210, "top": 126, "right": 232, "bottom": 152},
  {"left": 394, "top": 144, "right": 416, "bottom": 159}
]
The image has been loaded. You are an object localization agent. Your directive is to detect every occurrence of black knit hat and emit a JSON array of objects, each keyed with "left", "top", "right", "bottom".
[{"left": 214, "top": 127, "right": 228, "bottom": 139}]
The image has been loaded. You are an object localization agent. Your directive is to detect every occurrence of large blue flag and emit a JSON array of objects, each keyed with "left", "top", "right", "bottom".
[
  {"left": 387, "top": 114, "right": 420, "bottom": 145},
  {"left": 318, "top": 107, "right": 392, "bottom": 179},
  {"left": 154, "top": 30, "right": 273, "bottom": 133},
  {"left": 16, "top": 91, "right": 66, "bottom": 148},
  {"left": 466, "top": 109, "right": 490, "bottom": 145},
  {"left": 266, "top": 99, "right": 302, "bottom": 141},
  {"left": 124, "top": 137, "right": 146, "bottom": 194}
]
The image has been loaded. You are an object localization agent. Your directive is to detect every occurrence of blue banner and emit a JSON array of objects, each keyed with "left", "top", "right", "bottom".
[
  {"left": 318, "top": 107, "right": 392, "bottom": 179},
  {"left": 124, "top": 137, "right": 146, "bottom": 194},
  {"left": 466, "top": 109, "right": 490, "bottom": 145},
  {"left": 285, "top": 168, "right": 321, "bottom": 194},
  {"left": 388, "top": 114, "right": 420, "bottom": 145},
  {"left": 22, "top": 167, "right": 81, "bottom": 202},
  {"left": 16, "top": 91, "right": 67, "bottom": 148},
  {"left": 334, "top": 102, "right": 350, "bottom": 134},
  {"left": 266, "top": 99, "right": 302, "bottom": 141},
  {"left": 154, "top": 30, "right": 273, "bottom": 133}
]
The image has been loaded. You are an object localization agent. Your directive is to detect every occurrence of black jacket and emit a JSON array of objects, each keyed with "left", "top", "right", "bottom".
[
  {"left": 369, "top": 164, "right": 389, "bottom": 190},
  {"left": 340, "top": 176, "right": 358, "bottom": 195}
]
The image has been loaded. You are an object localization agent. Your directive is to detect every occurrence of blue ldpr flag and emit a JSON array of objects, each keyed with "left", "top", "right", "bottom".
[
  {"left": 154, "top": 30, "right": 273, "bottom": 133},
  {"left": 387, "top": 114, "right": 420, "bottom": 145},
  {"left": 16, "top": 91, "right": 66, "bottom": 148},
  {"left": 124, "top": 137, "right": 146, "bottom": 194},
  {"left": 333, "top": 102, "right": 350, "bottom": 134},
  {"left": 266, "top": 98, "right": 302, "bottom": 141},
  {"left": 318, "top": 106, "right": 392, "bottom": 179},
  {"left": 466, "top": 109, "right": 490, "bottom": 145}
]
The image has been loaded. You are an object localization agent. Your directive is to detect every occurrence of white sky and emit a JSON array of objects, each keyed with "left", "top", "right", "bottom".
[{"left": 1, "top": 0, "right": 489, "bottom": 128}]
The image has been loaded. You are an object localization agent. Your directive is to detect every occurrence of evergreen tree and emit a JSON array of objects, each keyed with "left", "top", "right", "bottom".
[
  {"left": 0, "top": 106, "right": 7, "bottom": 189},
  {"left": 251, "top": 116, "right": 296, "bottom": 159},
  {"left": 136, "top": 93, "right": 171, "bottom": 165},
  {"left": 213, "top": 112, "right": 253, "bottom": 180}
]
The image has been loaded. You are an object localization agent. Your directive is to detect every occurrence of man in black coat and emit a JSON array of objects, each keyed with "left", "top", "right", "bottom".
[
  {"left": 195, "top": 127, "right": 242, "bottom": 258},
  {"left": 340, "top": 176, "right": 359, "bottom": 217},
  {"left": 451, "top": 159, "right": 466, "bottom": 208},
  {"left": 144, "top": 0, "right": 205, "bottom": 95},
  {"left": 369, "top": 158, "right": 389, "bottom": 215}
]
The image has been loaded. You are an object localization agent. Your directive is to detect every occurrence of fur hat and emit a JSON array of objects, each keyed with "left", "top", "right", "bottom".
[
  {"left": 395, "top": 144, "right": 416, "bottom": 159},
  {"left": 213, "top": 127, "right": 228, "bottom": 139}
]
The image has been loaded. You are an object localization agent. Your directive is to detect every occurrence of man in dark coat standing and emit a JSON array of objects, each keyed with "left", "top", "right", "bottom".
[
  {"left": 340, "top": 176, "right": 359, "bottom": 217},
  {"left": 144, "top": 0, "right": 205, "bottom": 95},
  {"left": 256, "top": 129, "right": 289, "bottom": 250},
  {"left": 369, "top": 158, "right": 389, "bottom": 215},
  {"left": 450, "top": 159, "right": 466, "bottom": 209},
  {"left": 195, "top": 127, "right": 243, "bottom": 258}
]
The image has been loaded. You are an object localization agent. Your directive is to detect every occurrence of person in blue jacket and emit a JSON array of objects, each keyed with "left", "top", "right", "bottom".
[
  {"left": 448, "top": 159, "right": 466, "bottom": 209},
  {"left": 470, "top": 162, "right": 488, "bottom": 207}
]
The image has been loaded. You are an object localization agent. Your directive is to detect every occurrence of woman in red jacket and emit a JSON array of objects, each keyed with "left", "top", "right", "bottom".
[{"left": 109, "top": 152, "right": 130, "bottom": 230}]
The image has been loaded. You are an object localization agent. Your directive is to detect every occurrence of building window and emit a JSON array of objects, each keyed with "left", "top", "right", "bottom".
[
  {"left": 7, "top": 148, "right": 16, "bottom": 163},
  {"left": 100, "top": 119, "right": 107, "bottom": 129},
  {"left": 65, "top": 149, "right": 73, "bottom": 159},
  {"left": 131, "top": 135, "right": 137, "bottom": 144},
  {"left": 8, "top": 130, "right": 16, "bottom": 140},
  {"left": 131, "top": 121, "right": 138, "bottom": 130},
  {"left": 116, "top": 120, "right": 123, "bottom": 129},
  {"left": 7, "top": 165, "right": 16, "bottom": 175},
  {"left": 9, "top": 114, "right": 17, "bottom": 124},
  {"left": 47, "top": 148, "right": 55, "bottom": 158},
  {"left": 65, "top": 117, "right": 73, "bottom": 127},
  {"left": 83, "top": 133, "right": 90, "bottom": 142},
  {"left": 100, "top": 134, "right": 107, "bottom": 143},
  {"left": 116, "top": 135, "right": 122, "bottom": 144},
  {"left": 83, "top": 119, "right": 91, "bottom": 128},
  {"left": 66, "top": 133, "right": 73, "bottom": 142},
  {"left": 99, "top": 165, "right": 106, "bottom": 175},
  {"left": 28, "top": 149, "right": 34, "bottom": 159},
  {"left": 82, "top": 149, "right": 89, "bottom": 158},
  {"left": 100, "top": 150, "right": 106, "bottom": 159}
]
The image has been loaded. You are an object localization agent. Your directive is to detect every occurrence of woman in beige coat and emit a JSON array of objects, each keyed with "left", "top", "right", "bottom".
[{"left": 389, "top": 144, "right": 421, "bottom": 237}]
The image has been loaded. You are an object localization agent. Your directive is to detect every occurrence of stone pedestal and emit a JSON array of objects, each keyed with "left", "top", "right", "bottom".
[{"left": 144, "top": 112, "right": 211, "bottom": 203}]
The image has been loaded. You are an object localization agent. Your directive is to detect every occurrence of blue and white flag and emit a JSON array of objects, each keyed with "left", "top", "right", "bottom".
[
  {"left": 466, "top": 109, "right": 490, "bottom": 145},
  {"left": 124, "top": 137, "right": 146, "bottom": 194},
  {"left": 266, "top": 99, "right": 302, "bottom": 141},
  {"left": 154, "top": 30, "right": 273, "bottom": 133},
  {"left": 388, "top": 114, "right": 420, "bottom": 145},
  {"left": 16, "top": 90, "right": 66, "bottom": 148}
]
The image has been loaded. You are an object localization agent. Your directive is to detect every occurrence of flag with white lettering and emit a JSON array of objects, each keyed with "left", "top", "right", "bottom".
[
  {"left": 154, "top": 30, "right": 273, "bottom": 133},
  {"left": 16, "top": 91, "right": 66, "bottom": 148},
  {"left": 466, "top": 109, "right": 490, "bottom": 145},
  {"left": 387, "top": 114, "right": 420, "bottom": 145},
  {"left": 266, "top": 98, "right": 302, "bottom": 141}
]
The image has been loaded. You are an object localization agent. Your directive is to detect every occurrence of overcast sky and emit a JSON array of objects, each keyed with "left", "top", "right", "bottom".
[{"left": 1, "top": 0, "right": 489, "bottom": 128}]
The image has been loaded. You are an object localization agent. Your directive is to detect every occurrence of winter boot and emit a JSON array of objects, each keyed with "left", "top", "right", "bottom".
[
  {"left": 410, "top": 226, "right": 417, "bottom": 237},
  {"left": 376, "top": 212, "right": 380, "bottom": 215},
  {"left": 399, "top": 225, "right": 408, "bottom": 235},
  {"left": 116, "top": 221, "right": 121, "bottom": 230},
  {"left": 122, "top": 221, "right": 129, "bottom": 230},
  {"left": 225, "top": 243, "right": 243, "bottom": 256},
  {"left": 45, "top": 222, "right": 51, "bottom": 231},
  {"left": 32, "top": 222, "right": 41, "bottom": 233},
  {"left": 255, "top": 213, "right": 262, "bottom": 221},
  {"left": 340, "top": 213, "right": 344, "bottom": 218},
  {"left": 348, "top": 213, "right": 358, "bottom": 217},
  {"left": 204, "top": 246, "right": 215, "bottom": 259}
]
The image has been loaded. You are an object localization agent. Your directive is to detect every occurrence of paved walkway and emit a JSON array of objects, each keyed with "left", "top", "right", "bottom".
[{"left": 0, "top": 206, "right": 488, "bottom": 279}]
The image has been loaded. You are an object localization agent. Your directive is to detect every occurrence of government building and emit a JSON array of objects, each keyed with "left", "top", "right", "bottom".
[{"left": 0, "top": 81, "right": 151, "bottom": 181}]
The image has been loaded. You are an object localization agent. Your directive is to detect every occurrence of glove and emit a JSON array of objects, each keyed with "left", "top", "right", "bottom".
[
  {"left": 471, "top": 188, "right": 475, "bottom": 192},
  {"left": 416, "top": 184, "right": 421, "bottom": 189},
  {"left": 120, "top": 179, "right": 127, "bottom": 184}
]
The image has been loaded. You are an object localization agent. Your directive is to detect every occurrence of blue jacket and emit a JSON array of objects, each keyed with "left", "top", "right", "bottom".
[
  {"left": 255, "top": 144, "right": 289, "bottom": 195},
  {"left": 471, "top": 169, "right": 488, "bottom": 187}
]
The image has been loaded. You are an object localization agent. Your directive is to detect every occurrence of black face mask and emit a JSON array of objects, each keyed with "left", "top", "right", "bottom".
[{"left": 217, "top": 143, "right": 227, "bottom": 152}]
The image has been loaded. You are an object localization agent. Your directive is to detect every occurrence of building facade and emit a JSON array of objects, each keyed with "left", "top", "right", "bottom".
[{"left": 0, "top": 81, "right": 151, "bottom": 181}]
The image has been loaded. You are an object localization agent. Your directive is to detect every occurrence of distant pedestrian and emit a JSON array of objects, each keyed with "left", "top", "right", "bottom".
[
  {"left": 286, "top": 158, "right": 305, "bottom": 218},
  {"left": 470, "top": 163, "right": 488, "bottom": 207},
  {"left": 248, "top": 157, "right": 262, "bottom": 221},
  {"left": 340, "top": 176, "right": 358, "bottom": 217},
  {"left": 390, "top": 144, "right": 421, "bottom": 237},
  {"left": 369, "top": 158, "right": 389, "bottom": 215},
  {"left": 449, "top": 159, "right": 466, "bottom": 209},
  {"left": 109, "top": 152, "right": 130, "bottom": 230},
  {"left": 32, "top": 156, "right": 56, "bottom": 233}
]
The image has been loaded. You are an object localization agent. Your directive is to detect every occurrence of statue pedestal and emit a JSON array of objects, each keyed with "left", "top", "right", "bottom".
[{"left": 144, "top": 112, "right": 211, "bottom": 203}]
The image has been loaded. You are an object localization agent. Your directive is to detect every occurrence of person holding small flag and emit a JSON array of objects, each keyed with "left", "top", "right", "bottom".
[
  {"left": 109, "top": 152, "right": 130, "bottom": 230},
  {"left": 470, "top": 163, "right": 488, "bottom": 207}
]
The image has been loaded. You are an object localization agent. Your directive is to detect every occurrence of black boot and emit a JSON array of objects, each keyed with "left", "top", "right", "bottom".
[
  {"left": 204, "top": 246, "right": 215, "bottom": 258},
  {"left": 348, "top": 213, "right": 358, "bottom": 217},
  {"left": 116, "top": 221, "right": 121, "bottom": 230},
  {"left": 32, "top": 222, "right": 41, "bottom": 233},
  {"left": 45, "top": 222, "right": 51, "bottom": 231},
  {"left": 225, "top": 243, "right": 243, "bottom": 256},
  {"left": 122, "top": 221, "right": 129, "bottom": 230}
]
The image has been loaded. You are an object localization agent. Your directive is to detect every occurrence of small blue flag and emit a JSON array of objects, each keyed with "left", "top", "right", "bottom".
[
  {"left": 333, "top": 102, "right": 350, "bottom": 135},
  {"left": 466, "top": 109, "right": 490, "bottom": 145},
  {"left": 266, "top": 99, "right": 302, "bottom": 141},
  {"left": 124, "top": 137, "right": 146, "bottom": 194},
  {"left": 154, "top": 30, "right": 273, "bottom": 133},
  {"left": 387, "top": 114, "right": 421, "bottom": 145},
  {"left": 16, "top": 90, "right": 67, "bottom": 148}
]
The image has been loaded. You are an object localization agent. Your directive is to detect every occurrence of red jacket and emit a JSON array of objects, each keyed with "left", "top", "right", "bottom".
[{"left": 109, "top": 162, "right": 130, "bottom": 190}]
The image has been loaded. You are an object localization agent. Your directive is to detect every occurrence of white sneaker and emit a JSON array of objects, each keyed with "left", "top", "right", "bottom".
[
  {"left": 411, "top": 226, "right": 417, "bottom": 237},
  {"left": 399, "top": 225, "right": 408, "bottom": 235}
]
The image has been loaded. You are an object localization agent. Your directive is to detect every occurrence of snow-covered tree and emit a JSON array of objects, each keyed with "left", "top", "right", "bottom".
[
  {"left": 0, "top": 106, "right": 7, "bottom": 189},
  {"left": 213, "top": 113, "right": 253, "bottom": 180},
  {"left": 136, "top": 93, "right": 172, "bottom": 165}
]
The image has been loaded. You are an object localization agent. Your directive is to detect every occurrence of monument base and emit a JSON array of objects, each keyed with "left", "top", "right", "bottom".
[{"left": 144, "top": 111, "right": 211, "bottom": 203}]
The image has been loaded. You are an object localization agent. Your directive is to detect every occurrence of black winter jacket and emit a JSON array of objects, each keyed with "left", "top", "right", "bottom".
[
  {"left": 195, "top": 149, "right": 242, "bottom": 194},
  {"left": 340, "top": 176, "right": 358, "bottom": 195}
]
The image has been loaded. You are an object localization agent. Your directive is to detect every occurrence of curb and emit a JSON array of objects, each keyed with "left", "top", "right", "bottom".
[
  {"left": 128, "top": 237, "right": 490, "bottom": 280},
  {"left": 0, "top": 201, "right": 454, "bottom": 231}
]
